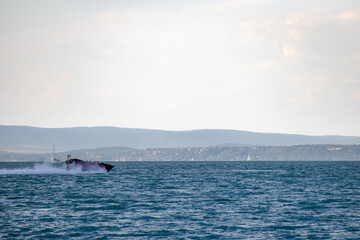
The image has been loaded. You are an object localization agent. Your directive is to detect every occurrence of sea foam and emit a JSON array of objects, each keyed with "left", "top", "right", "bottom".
[{"left": 0, "top": 162, "right": 106, "bottom": 175}]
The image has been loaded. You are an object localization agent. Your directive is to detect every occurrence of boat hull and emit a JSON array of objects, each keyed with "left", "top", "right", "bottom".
[{"left": 66, "top": 159, "right": 114, "bottom": 172}]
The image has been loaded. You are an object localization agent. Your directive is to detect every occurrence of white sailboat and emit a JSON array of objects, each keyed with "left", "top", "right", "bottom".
[{"left": 50, "top": 145, "right": 60, "bottom": 163}]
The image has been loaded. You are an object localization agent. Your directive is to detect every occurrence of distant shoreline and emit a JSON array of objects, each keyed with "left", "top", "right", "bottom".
[{"left": 1, "top": 145, "right": 360, "bottom": 162}]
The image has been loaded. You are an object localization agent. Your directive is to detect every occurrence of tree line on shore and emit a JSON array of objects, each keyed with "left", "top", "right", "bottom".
[{"left": 1, "top": 145, "right": 360, "bottom": 162}]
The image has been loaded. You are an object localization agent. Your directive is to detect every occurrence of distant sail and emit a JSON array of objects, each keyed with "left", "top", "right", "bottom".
[{"left": 50, "top": 145, "right": 60, "bottom": 163}]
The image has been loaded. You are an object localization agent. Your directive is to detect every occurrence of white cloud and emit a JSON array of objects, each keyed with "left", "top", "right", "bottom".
[
  {"left": 337, "top": 9, "right": 360, "bottom": 20},
  {"left": 284, "top": 14, "right": 305, "bottom": 26},
  {"left": 201, "top": 0, "right": 250, "bottom": 13},
  {"left": 288, "top": 84, "right": 320, "bottom": 108},
  {"left": 260, "top": 59, "right": 277, "bottom": 69},
  {"left": 349, "top": 91, "right": 360, "bottom": 101},
  {"left": 17, "top": 70, "right": 67, "bottom": 112},
  {"left": 101, "top": 48, "right": 115, "bottom": 56},
  {"left": 353, "top": 53, "right": 360, "bottom": 69},
  {"left": 239, "top": 22, "right": 265, "bottom": 43},
  {"left": 342, "top": 74, "right": 359, "bottom": 84},
  {"left": 1, "top": 0, "right": 360, "bottom": 135},
  {"left": 282, "top": 45, "right": 296, "bottom": 57}
]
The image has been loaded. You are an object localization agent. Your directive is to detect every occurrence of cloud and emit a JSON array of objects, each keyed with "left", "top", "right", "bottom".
[
  {"left": 353, "top": 53, "right": 360, "bottom": 69},
  {"left": 282, "top": 45, "right": 296, "bottom": 57},
  {"left": 17, "top": 70, "right": 68, "bottom": 112},
  {"left": 287, "top": 75, "right": 327, "bottom": 108},
  {"left": 260, "top": 59, "right": 277, "bottom": 69},
  {"left": 201, "top": 0, "right": 250, "bottom": 13},
  {"left": 342, "top": 74, "right": 359, "bottom": 84},
  {"left": 239, "top": 22, "right": 265, "bottom": 43},
  {"left": 101, "top": 48, "right": 115, "bottom": 56},
  {"left": 1, "top": 0, "right": 360, "bottom": 135},
  {"left": 288, "top": 84, "right": 320, "bottom": 107},
  {"left": 337, "top": 9, "right": 360, "bottom": 20},
  {"left": 349, "top": 91, "right": 360, "bottom": 101},
  {"left": 284, "top": 14, "right": 305, "bottom": 26}
]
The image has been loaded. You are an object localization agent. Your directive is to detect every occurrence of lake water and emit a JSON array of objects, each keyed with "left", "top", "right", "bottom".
[{"left": 0, "top": 161, "right": 359, "bottom": 239}]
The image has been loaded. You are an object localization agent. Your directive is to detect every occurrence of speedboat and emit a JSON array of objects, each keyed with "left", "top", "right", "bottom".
[{"left": 65, "top": 158, "right": 114, "bottom": 172}]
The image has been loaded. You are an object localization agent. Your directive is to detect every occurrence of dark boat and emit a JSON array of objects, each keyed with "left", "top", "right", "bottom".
[{"left": 65, "top": 158, "right": 114, "bottom": 172}]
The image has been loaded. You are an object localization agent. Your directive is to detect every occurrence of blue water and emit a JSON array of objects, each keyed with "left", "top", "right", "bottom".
[{"left": 0, "top": 161, "right": 359, "bottom": 239}]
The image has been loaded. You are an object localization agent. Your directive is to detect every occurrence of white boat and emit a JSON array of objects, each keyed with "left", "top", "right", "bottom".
[{"left": 50, "top": 145, "right": 60, "bottom": 163}]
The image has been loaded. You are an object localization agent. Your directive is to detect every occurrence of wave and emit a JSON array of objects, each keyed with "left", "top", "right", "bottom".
[
  {"left": 0, "top": 162, "right": 106, "bottom": 175},
  {"left": 230, "top": 169, "right": 287, "bottom": 173}
]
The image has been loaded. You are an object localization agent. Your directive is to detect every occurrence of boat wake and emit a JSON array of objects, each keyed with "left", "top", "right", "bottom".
[{"left": 0, "top": 162, "right": 107, "bottom": 175}]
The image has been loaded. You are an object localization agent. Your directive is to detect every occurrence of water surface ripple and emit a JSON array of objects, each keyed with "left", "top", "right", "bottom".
[{"left": 1, "top": 161, "right": 359, "bottom": 239}]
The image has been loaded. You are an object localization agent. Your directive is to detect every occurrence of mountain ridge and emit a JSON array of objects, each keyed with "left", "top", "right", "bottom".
[{"left": 1, "top": 125, "right": 360, "bottom": 152}]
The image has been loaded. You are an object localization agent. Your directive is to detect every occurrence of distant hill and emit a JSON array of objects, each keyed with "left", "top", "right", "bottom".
[
  {"left": 1, "top": 125, "right": 360, "bottom": 152},
  {"left": 1, "top": 145, "right": 360, "bottom": 162}
]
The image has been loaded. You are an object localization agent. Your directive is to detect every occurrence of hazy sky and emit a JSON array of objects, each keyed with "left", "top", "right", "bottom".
[{"left": 1, "top": 0, "right": 360, "bottom": 136}]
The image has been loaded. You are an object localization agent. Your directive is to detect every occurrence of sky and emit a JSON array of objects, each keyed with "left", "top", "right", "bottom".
[{"left": 1, "top": 0, "right": 360, "bottom": 136}]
